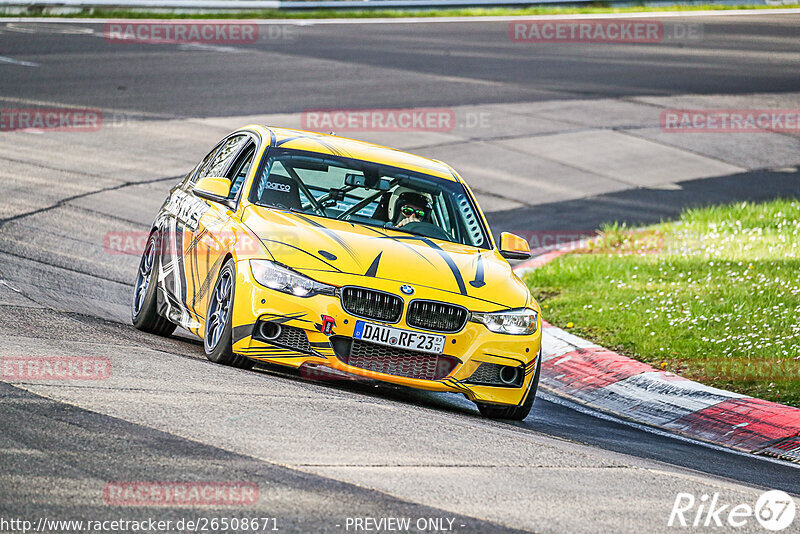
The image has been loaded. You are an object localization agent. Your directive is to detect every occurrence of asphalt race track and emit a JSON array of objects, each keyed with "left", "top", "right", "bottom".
[{"left": 1, "top": 13, "right": 799, "bottom": 533}]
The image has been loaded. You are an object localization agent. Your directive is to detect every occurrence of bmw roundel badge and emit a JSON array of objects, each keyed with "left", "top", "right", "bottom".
[{"left": 400, "top": 285, "right": 414, "bottom": 295}]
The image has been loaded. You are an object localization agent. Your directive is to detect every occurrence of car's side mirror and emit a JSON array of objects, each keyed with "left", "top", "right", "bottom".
[
  {"left": 499, "top": 232, "right": 531, "bottom": 260},
  {"left": 194, "top": 177, "right": 234, "bottom": 209}
]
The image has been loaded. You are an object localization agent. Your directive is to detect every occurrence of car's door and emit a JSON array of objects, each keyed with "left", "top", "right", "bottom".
[
  {"left": 185, "top": 133, "right": 258, "bottom": 323},
  {"left": 157, "top": 139, "right": 224, "bottom": 329}
]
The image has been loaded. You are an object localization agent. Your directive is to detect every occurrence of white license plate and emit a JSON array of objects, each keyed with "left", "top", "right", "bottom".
[{"left": 353, "top": 320, "right": 445, "bottom": 355}]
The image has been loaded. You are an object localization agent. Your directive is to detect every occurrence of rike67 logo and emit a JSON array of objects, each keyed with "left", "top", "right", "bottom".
[{"left": 669, "top": 490, "right": 796, "bottom": 531}]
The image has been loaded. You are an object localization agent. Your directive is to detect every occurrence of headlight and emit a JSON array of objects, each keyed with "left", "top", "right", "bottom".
[
  {"left": 470, "top": 308, "right": 538, "bottom": 335},
  {"left": 250, "top": 260, "right": 336, "bottom": 297}
]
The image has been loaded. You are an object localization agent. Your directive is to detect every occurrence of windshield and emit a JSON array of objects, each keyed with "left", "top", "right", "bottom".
[{"left": 248, "top": 148, "right": 490, "bottom": 249}]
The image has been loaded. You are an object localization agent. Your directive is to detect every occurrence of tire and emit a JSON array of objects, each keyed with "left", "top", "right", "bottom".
[
  {"left": 132, "top": 231, "right": 176, "bottom": 337},
  {"left": 476, "top": 350, "right": 541, "bottom": 421},
  {"left": 204, "top": 259, "right": 253, "bottom": 369}
]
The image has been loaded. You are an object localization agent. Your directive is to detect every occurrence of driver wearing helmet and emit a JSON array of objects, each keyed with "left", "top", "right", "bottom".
[{"left": 394, "top": 192, "right": 432, "bottom": 228}]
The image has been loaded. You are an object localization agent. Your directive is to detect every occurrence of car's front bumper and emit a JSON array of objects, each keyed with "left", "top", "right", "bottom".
[{"left": 230, "top": 261, "right": 542, "bottom": 407}]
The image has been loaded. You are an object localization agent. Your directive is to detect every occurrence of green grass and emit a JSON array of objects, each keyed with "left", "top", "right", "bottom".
[
  {"left": 524, "top": 199, "right": 800, "bottom": 406},
  {"left": 7, "top": 3, "right": 800, "bottom": 19}
]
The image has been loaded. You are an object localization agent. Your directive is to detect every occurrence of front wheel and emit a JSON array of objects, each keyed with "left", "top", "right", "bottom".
[
  {"left": 476, "top": 350, "right": 541, "bottom": 421},
  {"left": 132, "top": 231, "right": 176, "bottom": 337},
  {"left": 204, "top": 259, "right": 253, "bottom": 369}
]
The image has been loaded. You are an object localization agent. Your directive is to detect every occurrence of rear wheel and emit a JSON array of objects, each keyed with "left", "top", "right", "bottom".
[
  {"left": 204, "top": 259, "right": 253, "bottom": 369},
  {"left": 476, "top": 350, "right": 541, "bottom": 421},
  {"left": 132, "top": 232, "right": 176, "bottom": 336}
]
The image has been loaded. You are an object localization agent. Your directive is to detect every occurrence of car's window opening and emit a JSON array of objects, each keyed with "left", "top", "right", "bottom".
[
  {"left": 226, "top": 142, "right": 256, "bottom": 200},
  {"left": 249, "top": 148, "right": 489, "bottom": 249},
  {"left": 189, "top": 140, "right": 224, "bottom": 184},
  {"left": 198, "top": 135, "right": 249, "bottom": 182}
]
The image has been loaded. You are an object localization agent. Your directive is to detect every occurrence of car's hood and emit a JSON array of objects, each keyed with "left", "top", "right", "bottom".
[{"left": 241, "top": 206, "right": 529, "bottom": 308}]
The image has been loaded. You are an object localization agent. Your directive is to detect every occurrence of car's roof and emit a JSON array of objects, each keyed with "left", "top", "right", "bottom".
[{"left": 250, "top": 126, "right": 458, "bottom": 182}]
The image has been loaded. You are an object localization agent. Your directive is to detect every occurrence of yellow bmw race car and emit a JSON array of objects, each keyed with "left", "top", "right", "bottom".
[{"left": 132, "top": 126, "right": 542, "bottom": 420}]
